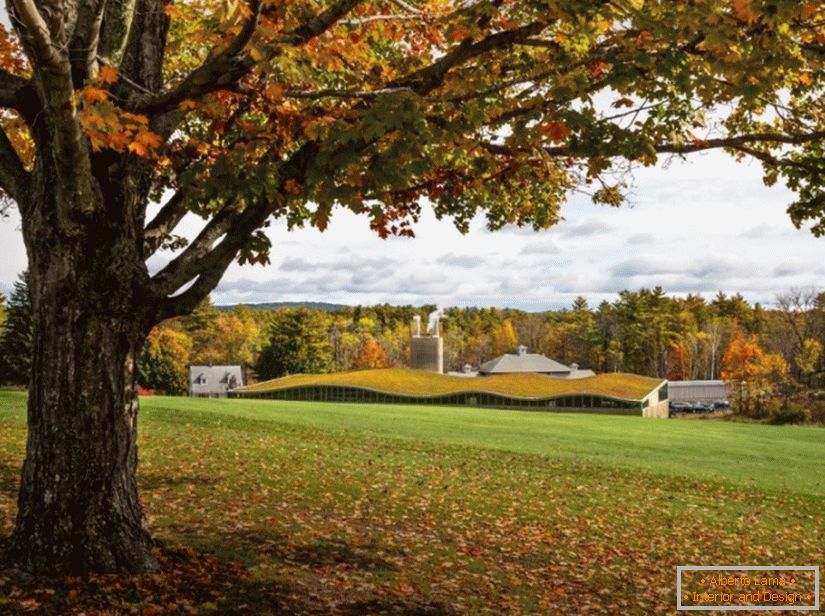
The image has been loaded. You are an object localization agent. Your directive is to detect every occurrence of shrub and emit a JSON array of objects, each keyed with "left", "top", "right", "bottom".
[
  {"left": 768, "top": 402, "right": 810, "bottom": 425},
  {"left": 807, "top": 399, "right": 825, "bottom": 425}
]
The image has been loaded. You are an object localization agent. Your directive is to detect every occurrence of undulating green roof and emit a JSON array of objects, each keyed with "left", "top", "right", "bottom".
[{"left": 237, "top": 368, "right": 663, "bottom": 401}]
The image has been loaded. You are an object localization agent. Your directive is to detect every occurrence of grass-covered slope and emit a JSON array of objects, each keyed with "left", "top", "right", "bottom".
[
  {"left": 1, "top": 391, "right": 823, "bottom": 615},
  {"left": 239, "top": 367, "right": 662, "bottom": 400}
]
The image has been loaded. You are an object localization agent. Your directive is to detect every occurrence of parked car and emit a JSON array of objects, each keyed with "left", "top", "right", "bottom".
[
  {"left": 669, "top": 401, "right": 693, "bottom": 414},
  {"left": 692, "top": 402, "right": 715, "bottom": 413},
  {"left": 712, "top": 400, "right": 731, "bottom": 410}
]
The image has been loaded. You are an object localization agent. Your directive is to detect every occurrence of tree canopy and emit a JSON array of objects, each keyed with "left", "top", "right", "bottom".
[{"left": 1, "top": 0, "right": 824, "bottom": 313}]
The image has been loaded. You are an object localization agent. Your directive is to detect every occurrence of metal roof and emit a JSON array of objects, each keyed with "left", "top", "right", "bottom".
[
  {"left": 479, "top": 352, "right": 573, "bottom": 375},
  {"left": 668, "top": 380, "right": 725, "bottom": 387},
  {"left": 189, "top": 365, "right": 244, "bottom": 395}
]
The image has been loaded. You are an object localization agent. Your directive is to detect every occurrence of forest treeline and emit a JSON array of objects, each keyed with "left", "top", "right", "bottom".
[{"left": 1, "top": 275, "right": 824, "bottom": 404}]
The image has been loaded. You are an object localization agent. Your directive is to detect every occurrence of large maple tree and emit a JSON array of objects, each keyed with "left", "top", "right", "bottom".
[{"left": 0, "top": 0, "right": 822, "bottom": 574}]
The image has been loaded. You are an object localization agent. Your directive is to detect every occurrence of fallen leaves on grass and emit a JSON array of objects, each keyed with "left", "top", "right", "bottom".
[
  {"left": 0, "top": 396, "right": 823, "bottom": 615},
  {"left": 0, "top": 543, "right": 252, "bottom": 615}
]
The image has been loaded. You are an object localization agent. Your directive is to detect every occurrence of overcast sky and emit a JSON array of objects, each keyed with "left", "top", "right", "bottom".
[{"left": 2, "top": 149, "right": 822, "bottom": 310}]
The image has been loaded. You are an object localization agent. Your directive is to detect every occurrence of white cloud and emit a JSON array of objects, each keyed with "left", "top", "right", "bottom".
[{"left": 2, "top": 150, "right": 824, "bottom": 310}]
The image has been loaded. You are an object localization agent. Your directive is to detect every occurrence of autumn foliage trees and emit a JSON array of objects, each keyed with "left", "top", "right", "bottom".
[{"left": 721, "top": 327, "right": 787, "bottom": 417}]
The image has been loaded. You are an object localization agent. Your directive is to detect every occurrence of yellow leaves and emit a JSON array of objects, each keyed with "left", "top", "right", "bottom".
[
  {"left": 302, "top": 116, "right": 336, "bottom": 141},
  {"left": 2, "top": 113, "right": 35, "bottom": 170},
  {"left": 798, "top": 73, "right": 813, "bottom": 86}
]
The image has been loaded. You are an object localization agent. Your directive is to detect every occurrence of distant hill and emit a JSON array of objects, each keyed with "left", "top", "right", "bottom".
[{"left": 216, "top": 301, "right": 350, "bottom": 313}]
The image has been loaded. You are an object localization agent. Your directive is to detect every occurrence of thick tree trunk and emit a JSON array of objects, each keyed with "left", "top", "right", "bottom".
[{"left": 9, "top": 164, "right": 158, "bottom": 575}]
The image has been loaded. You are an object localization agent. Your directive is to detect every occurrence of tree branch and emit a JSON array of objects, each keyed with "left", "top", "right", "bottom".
[
  {"left": 143, "top": 188, "right": 190, "bottom": 256},
  {"left": 118, "top": 0, "right": 171, "bottom": 94},
  {"left": 130, "top": 0, "right": 366, "bottom": 116},
  {"left": 98, "top": 0, "right": 139, "bottom": 65},
  {"left": 284, "top": 86, "right": 414, "bottom": 99},
  {"left": 655, "top": 131, "right": 825, "bottom": 155},
  {"left": 69, "top": 0, "right": 108, "bottom": 85},
  {"left": 478, "top": 129, "right": 825, "bottom": 159},
  {"left": 340, "top": 13, "right": 424, "bottom": 26},
  {"left": 0, "top": 70, "right": 33, "bottom": 111},
  {"left": 0, "top": 126, "right": 29, "bottom": 201},
  {"left": 389, "top": 21, "right": 548, "bottom": 95},
  {"left": 10, "top": 0, "right": 94, "bottom": 219},
  {"left": 151, "top": 198, "right": 244, "bottom": 294},
  {"left": 8, "top": 0, "right": 62, "bottom": 70},
  {"left": 129, "top": 0, "right": 262, "bottom": 114},
  {"left": 151, "top": 142, "right": 319, "bottom": 319},
  {"left": 150, "top": 18, "right": 557, "bottom": 315},
  {"left": 288, "top": 0, "right": 364, "bottom": 43}
]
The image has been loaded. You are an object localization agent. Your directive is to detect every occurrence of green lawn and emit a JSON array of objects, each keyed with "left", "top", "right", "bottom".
[{"left": 1, "top": 391, "right": 823, "bottom": 615}]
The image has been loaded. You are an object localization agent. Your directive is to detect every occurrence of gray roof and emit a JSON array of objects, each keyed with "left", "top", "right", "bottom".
[
  {"left": 189, "top": 365, "right": 243, "bottom": 395},
  {"left": 668, "top": 380, "right": 729, "bottom": 402},
  {"left": 562, "top": 369, "right": 596, "bottom": 379},
  {"left": 669, "top": 380, "right": 725, "bottom": 387},
  {"left": 479, "top": 352, "right": 573, "bottom": 375}
]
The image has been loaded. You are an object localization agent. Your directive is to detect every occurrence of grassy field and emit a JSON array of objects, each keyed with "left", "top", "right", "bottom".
[
  {"left": 239, "top": 367, "right": 663, "bottom": 400},
  {"left": 1, "top": 391, "right": 823, "bottom": 615}
]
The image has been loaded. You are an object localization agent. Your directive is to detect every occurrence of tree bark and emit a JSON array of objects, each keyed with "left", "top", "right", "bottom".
[{"left": 9, "top": 162, "right": 158, "bottom": 575}]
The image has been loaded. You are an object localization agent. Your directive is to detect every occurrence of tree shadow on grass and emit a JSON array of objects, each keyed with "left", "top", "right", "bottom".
[
  {"left": 0, "top": 537, "right": 456, "bottom": 615},
  {"left": 238, "top": 529, "right": 400, "bottom": 573},
  {"left": 139, "top": 473, "right": 220, "bottom": 491},
  {"left": 201, "top": 529, "right": 457, "bottom": 615}
]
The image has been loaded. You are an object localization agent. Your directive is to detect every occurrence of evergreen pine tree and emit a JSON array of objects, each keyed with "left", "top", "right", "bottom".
[
  {"left": 0, "top": 272, "right": 33, "bottom": 386},
  {"left": 256, "top": 309, "right": 333, "bottom": 379}
]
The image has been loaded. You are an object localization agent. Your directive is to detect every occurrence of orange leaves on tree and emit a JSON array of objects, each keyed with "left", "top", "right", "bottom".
[
  {"left": 264, "top": 82, "right": 284, "bottom": 102},
  {"left": 0, "top": 24, "right": 26, "bottom": 74},
  {"left": 98, "top": 64, "right": 119, "bottom": 84},
  {"left": 2, "top": 114, "right": 35, "bottom": 169},
  {"left": 313, "top": 203, "right": 331, "bottom": 231},
  {"left": 353, "top": 338, "right": 388, "bottom": 370},
  {"left": 612, "top": 97, "right": 635, "bottom": 108},
  {"left": 80, "top": 87, "right": 110, "bottom": 104},
  {"left": 732, "top": 0, "right": 758, "bottom": 24},
  {"left": 128, "top": 131, "right": 163, "bottom": 157},
  {"left": 589, "top": 61, "right": 608, "bottom": 77},
  {"left": 721, "top": 326, "right": 787, "bottom": 415},
  {"left": 284, "top": 179, "right": 302, "bottom": 195},
  {"left": 540, "top": 121, "right": 572, "bottom": 142},
  {"left": 303, "top": 116, "right": 336, "bottom": 141},
  {"left": 79, "top": 93, "right": 163, "bottom": 159},
  {"left": 447, "top": 28, "right": 472, "bottom": 43}
]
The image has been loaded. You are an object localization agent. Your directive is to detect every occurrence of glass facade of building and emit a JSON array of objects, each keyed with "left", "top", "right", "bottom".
[{"left": 231, "top": 385, "right": 647, "bottom": 414}]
